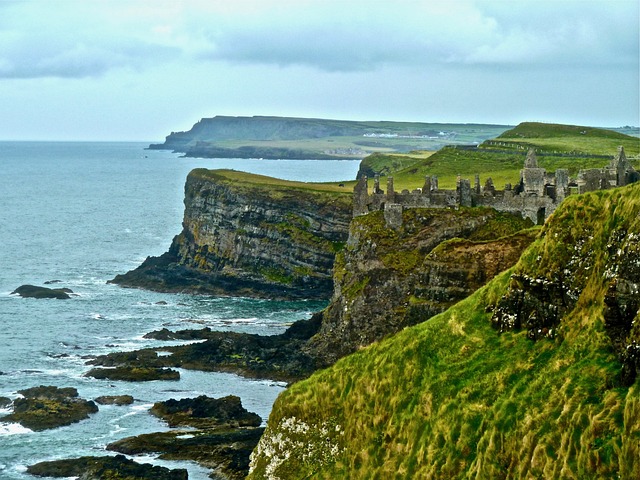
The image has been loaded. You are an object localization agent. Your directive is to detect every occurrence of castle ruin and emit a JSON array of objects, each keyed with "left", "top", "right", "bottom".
[{"left": 354, "top": 147, "right": 638, "bottom": 226}]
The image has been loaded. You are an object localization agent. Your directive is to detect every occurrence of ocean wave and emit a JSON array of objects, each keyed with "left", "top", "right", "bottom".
[{"left": 0, "top": 422, "right": 33, "bottom": 436}]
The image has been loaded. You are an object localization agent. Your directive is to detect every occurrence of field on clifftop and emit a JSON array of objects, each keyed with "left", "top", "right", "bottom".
[{"left": 359, "top": 122, "right": 640, "bottom": 190}]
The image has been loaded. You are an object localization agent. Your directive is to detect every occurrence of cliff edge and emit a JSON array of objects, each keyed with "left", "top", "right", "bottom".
[{"left": 110, "top": 169, "right": 352, "bottom": 300}]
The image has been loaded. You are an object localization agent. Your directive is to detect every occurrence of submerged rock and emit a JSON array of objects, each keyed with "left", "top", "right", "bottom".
[
  {"left": 85, "top": 366, "right": 180, "bottom": 382},
  {"left": 27, "top": 454, "right": 187, "bottom": 479},
  {"left": 11, "top": 284, "right": 73, "bottom": 299},
  {"left": 94, "top": 395, "right": 134, "bottom": 406},
  {"left": 1, "top": 385, "right": 97, "bottom": 431}
]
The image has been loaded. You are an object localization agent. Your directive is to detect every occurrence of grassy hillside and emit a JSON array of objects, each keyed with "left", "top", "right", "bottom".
[
  {"left": 248, "top": 184, "right": 640, "bottom": 479},
  {"left": 360, "top": 122, "right": 640, "bottom": 190}
]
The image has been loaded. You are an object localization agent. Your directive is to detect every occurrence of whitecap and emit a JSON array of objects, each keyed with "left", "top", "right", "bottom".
[{"left": 0, "top": 422, "right": 33, "bottom": 436}]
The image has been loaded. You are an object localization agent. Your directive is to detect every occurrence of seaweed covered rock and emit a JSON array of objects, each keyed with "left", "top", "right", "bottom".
[
  {"left": 151, "top": 395, "right": 262, "bottom": 429},
  {"left": 85, "top": 366, "right": 180, "bottom": 382},
  {"left": 27, "top": 454, "right": 187, "bottom": 479},
  {"left": 108, "top": 428, "right": 263, "bottom": 480},
  {"left": 94, "top": 395, "right": 134, "bottom": 406},
  {"left": 1, "top": 386, "right": 97, "bottom": 431},
  {"left": 89, "top": 313, "right": 323, "bottom": 383},
  {"left": 109, "top": 395, "right": 263, "bottom": 480}
]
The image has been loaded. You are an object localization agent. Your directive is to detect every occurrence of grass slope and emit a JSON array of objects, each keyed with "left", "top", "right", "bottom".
[
  {"left": 361, "top": 122, "right": 640, "bottom": 191},
  {"left": 190, "top": 168, "right": 355, "bottom": 196},
  {"left": 249, "top": 184, "right": 640, "bottom": 479}
]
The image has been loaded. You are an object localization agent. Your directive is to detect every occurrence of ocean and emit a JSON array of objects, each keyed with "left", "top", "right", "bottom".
[{"left": 0, "top": 142, "right": 360, "bottom": 479}]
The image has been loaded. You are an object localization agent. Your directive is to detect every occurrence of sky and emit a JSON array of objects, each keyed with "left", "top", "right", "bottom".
[{"left": 0, "top": 0, "right": 638, "bottom": 141}]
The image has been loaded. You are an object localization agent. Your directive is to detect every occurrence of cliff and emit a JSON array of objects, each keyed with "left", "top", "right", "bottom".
[
  {"left": 248, "top": 183, "right": 640, "bottom": 479},
  {"left": 110, "top": 169, "right": 352, "bottom": 300},
  {"left": 306, "top": 207, "right": 537, "bottom": 366}
]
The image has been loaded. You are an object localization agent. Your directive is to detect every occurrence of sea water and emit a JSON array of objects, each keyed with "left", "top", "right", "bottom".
[{"left": 0, "top": 142, "right": 360, "bottom": 479}]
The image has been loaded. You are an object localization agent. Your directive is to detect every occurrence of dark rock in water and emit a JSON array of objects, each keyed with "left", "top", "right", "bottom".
[
  {"left": 92, "top": 313, "right": 324, "bottom": 383},
  {"left": 44, "top": 279, "right": 63, "bottom": 284},
  {"left": 11, "top": 284, "right": 72, "bottom": 299},
  {"left": 151, "top": 395, "right": 262, "bottom": 429},
  {"left": 85, "top": 366, "right": 180, "bottom": 382},
  {"left": 108, "top": 428, "right": 264, "bottom": 480},
  {"left": 94, "top": 395, "right": 134, "bottom": 406},
  {"left": 1, "top": 385, "right": 98, "bottom": 431},
  {"left": 106, "top": 394, "right": 263, "bottom": 479},
  {"left": 27, "top": 454, "right": 187, "bottom": 479},
  {"left": 0, "top": 396, "right": 12, "bottom": 408}
]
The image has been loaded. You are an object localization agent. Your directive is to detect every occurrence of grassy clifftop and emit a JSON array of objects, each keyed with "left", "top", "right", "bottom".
[
  {"left": 248, "top": 183, "right": 640, "bottom": 479},
  {"left": 360, "top": 122, "right": 639, "bottom": 190}
]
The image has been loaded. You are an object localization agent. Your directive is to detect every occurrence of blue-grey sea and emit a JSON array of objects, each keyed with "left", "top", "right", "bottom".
[{"left": 0, "top": 142, "right": 360, "bottom": 479}]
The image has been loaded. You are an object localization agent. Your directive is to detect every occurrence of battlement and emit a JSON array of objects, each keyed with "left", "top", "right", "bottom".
[{"left": 354, "top": 147, "right": 638, "bottom": 227}]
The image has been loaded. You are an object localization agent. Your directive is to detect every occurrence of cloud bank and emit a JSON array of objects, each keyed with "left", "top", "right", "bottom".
[{"left": 0, "top": 0, "right": 637, "bottom": 79}]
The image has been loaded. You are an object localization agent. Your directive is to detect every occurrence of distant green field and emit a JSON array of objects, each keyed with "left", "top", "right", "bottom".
[{"left": 360, "top": 122, "right": 640, "bottom": 191}]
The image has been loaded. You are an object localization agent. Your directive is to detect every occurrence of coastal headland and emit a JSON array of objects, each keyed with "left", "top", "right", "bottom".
[{"left": 11, "top": 120, "right": 638, "bottom": 479}]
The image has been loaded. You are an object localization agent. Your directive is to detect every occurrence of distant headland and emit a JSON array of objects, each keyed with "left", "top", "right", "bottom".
[{"left": 148, "top": 115, "right": 512, "bottom": 159}]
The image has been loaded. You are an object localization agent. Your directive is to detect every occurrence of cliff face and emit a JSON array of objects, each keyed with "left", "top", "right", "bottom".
[
  {"left": 248, "top": 184, "right": 640, "bottom": 480},
  {"left": 306, "top": 207, "right": 537, "bottom": 366},
  {"left": 110, "top": 169, "right": 352, "bottom": 300}
]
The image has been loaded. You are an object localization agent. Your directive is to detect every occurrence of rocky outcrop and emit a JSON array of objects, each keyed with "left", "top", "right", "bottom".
[
  {"left": 150, "top": 395, "right": 262, "bottom": 429},
  {"left": 108, "top": 395, "right": 264, "bottom": 480},
  {"left": 86, "top": 313, "right": 323, "bottom": 383},
  {"left": 2, "top": 386, "right": 97, "bottom": 431},
  {"left": 491, "top": 183, "right": 640, "bottom": 385},
  {"left": 110, "top": 169, "right": 352, "bottom": 300},
  {"left": 11, "top": 284, "right": 73, "bottom": 299},
  {"left": 27, "top": 454, "right": 187, "bottom": 479},
  {"left": 94, "top": 395, "right": 134, "bottom": 406},
  {"left": 85, "top": 366, "right": 180, "bottom": 382},
  {"left": 306, "top": 207, "right": 537, "bottom": 366}
]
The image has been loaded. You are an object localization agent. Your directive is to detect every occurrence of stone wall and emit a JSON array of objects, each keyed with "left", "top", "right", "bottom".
[{"left": 354, "top": 147, "right": 637, "bottom": 227}]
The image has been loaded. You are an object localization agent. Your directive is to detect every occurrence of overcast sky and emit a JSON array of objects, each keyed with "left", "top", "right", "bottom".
[{"left": 0, "top": 0, "right": 638, "bottom": 141}]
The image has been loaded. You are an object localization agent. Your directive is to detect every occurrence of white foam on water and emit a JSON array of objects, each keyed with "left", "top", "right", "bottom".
[{"left": 0, "top": 422, "right": 33, "bottom": 436}]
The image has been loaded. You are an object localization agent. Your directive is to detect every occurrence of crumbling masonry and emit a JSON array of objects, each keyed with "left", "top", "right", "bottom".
[{"left": 354, "top": 147, "right": 639, "bottom": 227}]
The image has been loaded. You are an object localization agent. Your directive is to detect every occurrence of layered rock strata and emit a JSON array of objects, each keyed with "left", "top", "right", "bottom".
[{"left": 110, "top": 169, "right": 352, "bottom": 300}]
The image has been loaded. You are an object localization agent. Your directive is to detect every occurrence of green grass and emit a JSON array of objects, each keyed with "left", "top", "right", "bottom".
[
  {"left": 248, "top": 184, "right": 640, "bottom": 479},
  {"left": 358, "top": 122, "right": 639, "bottom": 191}
]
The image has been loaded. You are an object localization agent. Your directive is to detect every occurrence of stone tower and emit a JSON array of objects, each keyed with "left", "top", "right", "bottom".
[{"left": 521, "top": 149, "right": 546, "bottom": 196}]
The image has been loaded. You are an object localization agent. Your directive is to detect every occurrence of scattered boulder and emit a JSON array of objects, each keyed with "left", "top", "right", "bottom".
[
  {"left": 27, "top": 454, "right": 187, "bottom": 479},
  {"left": 0, "top": 396, "right": 12, "bottom": 408},
  {"left": 94, "top": 395, "right": 134, "bottom": 406},
  {"left": 1, "top": 385, "right": 98, "bottom": 431},
  {"left": 11, "top": 284, "right": 73, "bottom": 299},
  {"left": 85, "top": 366, "right": 180, "bottom": 382}
]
